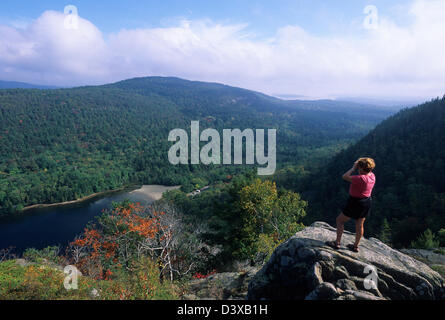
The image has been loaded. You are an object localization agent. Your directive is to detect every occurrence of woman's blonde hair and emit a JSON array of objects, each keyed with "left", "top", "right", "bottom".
[{"left": 357, "top": 157, "right": 375, "bottom": 173}]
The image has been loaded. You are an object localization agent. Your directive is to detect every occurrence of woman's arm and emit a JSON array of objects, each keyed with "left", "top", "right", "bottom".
[{"left": 342, "top": 161, "right": 358, "bottom": 182}]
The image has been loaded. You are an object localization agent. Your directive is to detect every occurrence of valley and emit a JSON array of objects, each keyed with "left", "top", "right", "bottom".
[{"left": 0, "top": 77, "right": 393, "bottom": 216}]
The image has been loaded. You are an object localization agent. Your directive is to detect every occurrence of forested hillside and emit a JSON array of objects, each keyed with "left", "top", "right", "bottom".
[
  {"left": 0, "top": 77, "right": 392, "bottom": 215},
  {"left": 288, "top": 96, "right": 445, "bottom": 248}
]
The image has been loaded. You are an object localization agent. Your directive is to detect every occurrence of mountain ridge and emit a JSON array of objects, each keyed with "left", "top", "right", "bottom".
[
  {"left": 0, "top": 76, "right": 394, "bottom": 215},
  {"left": 0, "top": 80, "right": 59, "bottom": 90}
]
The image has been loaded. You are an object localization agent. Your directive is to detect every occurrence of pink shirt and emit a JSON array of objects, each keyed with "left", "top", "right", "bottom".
[{"left": 349, "top": 172, "right": 375, "bottom": 198}]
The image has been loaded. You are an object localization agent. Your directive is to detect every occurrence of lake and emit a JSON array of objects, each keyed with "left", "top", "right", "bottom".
[{"left": 0, "top": 185, "right": 180, "bottom": 255}]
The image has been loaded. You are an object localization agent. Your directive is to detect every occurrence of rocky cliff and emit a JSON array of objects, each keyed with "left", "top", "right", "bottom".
[
  {"left": 248, "top": 222, "right": 445, "bottom": 300},
  {"left": 183, "top": 267, "right": 259, "bottom": 300}
]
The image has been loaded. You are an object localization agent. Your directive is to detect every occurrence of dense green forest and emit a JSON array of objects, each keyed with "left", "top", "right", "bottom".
[
  {"left": 0, "top": 77, "right": 392, "bottom": 215},
  {"left": 274, "top": 96, "right": 445, "bottom": 248},
  {"left": 162, "top": 172, "right": 308, "bottom": 268},
  {"left": 161, "top": 95, "right": 445, "bottom": 264},
  {"left": 1, "top": 78, "right": 444, "bottom": 300}
]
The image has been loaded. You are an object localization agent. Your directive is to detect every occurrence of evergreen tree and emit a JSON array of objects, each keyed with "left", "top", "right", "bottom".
[
  {"left": 411, "top": 229, "right": 440, "bottom": 250},
  {"left": 378, "top": 218, "right": 392, "bottom": 245}
]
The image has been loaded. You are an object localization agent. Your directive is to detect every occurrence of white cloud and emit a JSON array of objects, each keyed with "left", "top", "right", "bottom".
[
  {"left": 0, "top": 0, "right": 444, "bottom": 100},
  {"left": 0, "top": 11, "right": 109, "bottom": 85}
]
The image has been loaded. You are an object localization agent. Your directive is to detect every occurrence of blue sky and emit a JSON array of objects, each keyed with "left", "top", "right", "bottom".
[
  {"left": 0, "top": 0, "right": 414, "bottom": 36},
  {"left": 0, "top": 0, "right": 444, "bottom": 101}
]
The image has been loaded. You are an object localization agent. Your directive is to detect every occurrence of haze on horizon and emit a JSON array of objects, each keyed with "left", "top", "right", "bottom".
[{"left": 0, "top": 0, "right": 444, "bottom": 103}]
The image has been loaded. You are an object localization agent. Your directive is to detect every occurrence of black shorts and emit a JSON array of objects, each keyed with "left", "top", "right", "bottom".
[{"left": 342, "top": 196, "right": 372, "bottom": 220}]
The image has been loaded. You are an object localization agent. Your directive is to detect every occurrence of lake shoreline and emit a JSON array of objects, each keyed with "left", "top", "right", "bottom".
[
  {"left": 20, "top": 187, "right": 131, "bottom": 212},
  {"left": 20, "top": 184, "right": 182, "bottom": 212},
  {"left": 0, "top": 184, "right": 183, "bottom": 253},
  {"left": 128, "top": 185, "right": 181, "bottom": 202}
]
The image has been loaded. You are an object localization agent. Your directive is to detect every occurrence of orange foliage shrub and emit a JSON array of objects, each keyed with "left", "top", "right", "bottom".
[{"left": 70, "top": 202, "right": 164, "bottom": 279}]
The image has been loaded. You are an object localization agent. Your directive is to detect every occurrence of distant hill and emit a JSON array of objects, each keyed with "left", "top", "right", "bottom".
[
  {"left": 0, "top": 80, "right": 59, "bottom": 90},
  {"left": 0, "top": 76, "right": 393, "bottom": 215},
  {"left": 339, "top": 96, "right": 426, "bottom": 109},
  {"left": 108, "top": 77, "right": 395, "bottom": 118},
  {"left": 298, "top": 96, "right": 445, "bottom": 247}
]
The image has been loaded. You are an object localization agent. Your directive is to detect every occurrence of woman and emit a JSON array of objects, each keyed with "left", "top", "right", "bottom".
[{"left": 326, "top": 158, "right": 376, "bottom": 253}]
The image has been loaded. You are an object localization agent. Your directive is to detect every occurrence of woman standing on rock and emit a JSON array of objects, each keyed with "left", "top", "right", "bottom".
[{"left": 326, "top": 158, "right": 376, "bottom": 253}]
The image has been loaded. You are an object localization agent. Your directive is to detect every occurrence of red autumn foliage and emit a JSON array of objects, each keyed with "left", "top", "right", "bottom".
[
  {"left": 70, "top": 202, "right": 165, "bottom": 279},
  {"left": 193, "top": 269, "right": 217, "bottom": 279}
]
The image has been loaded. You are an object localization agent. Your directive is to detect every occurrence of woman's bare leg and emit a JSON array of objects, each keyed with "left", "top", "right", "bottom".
[
  {"left": 336, "top": 213, "right": 350, "bottom": 245},
  {"left": 354, "top": 218, "right": 366, "bottom": 247}
]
